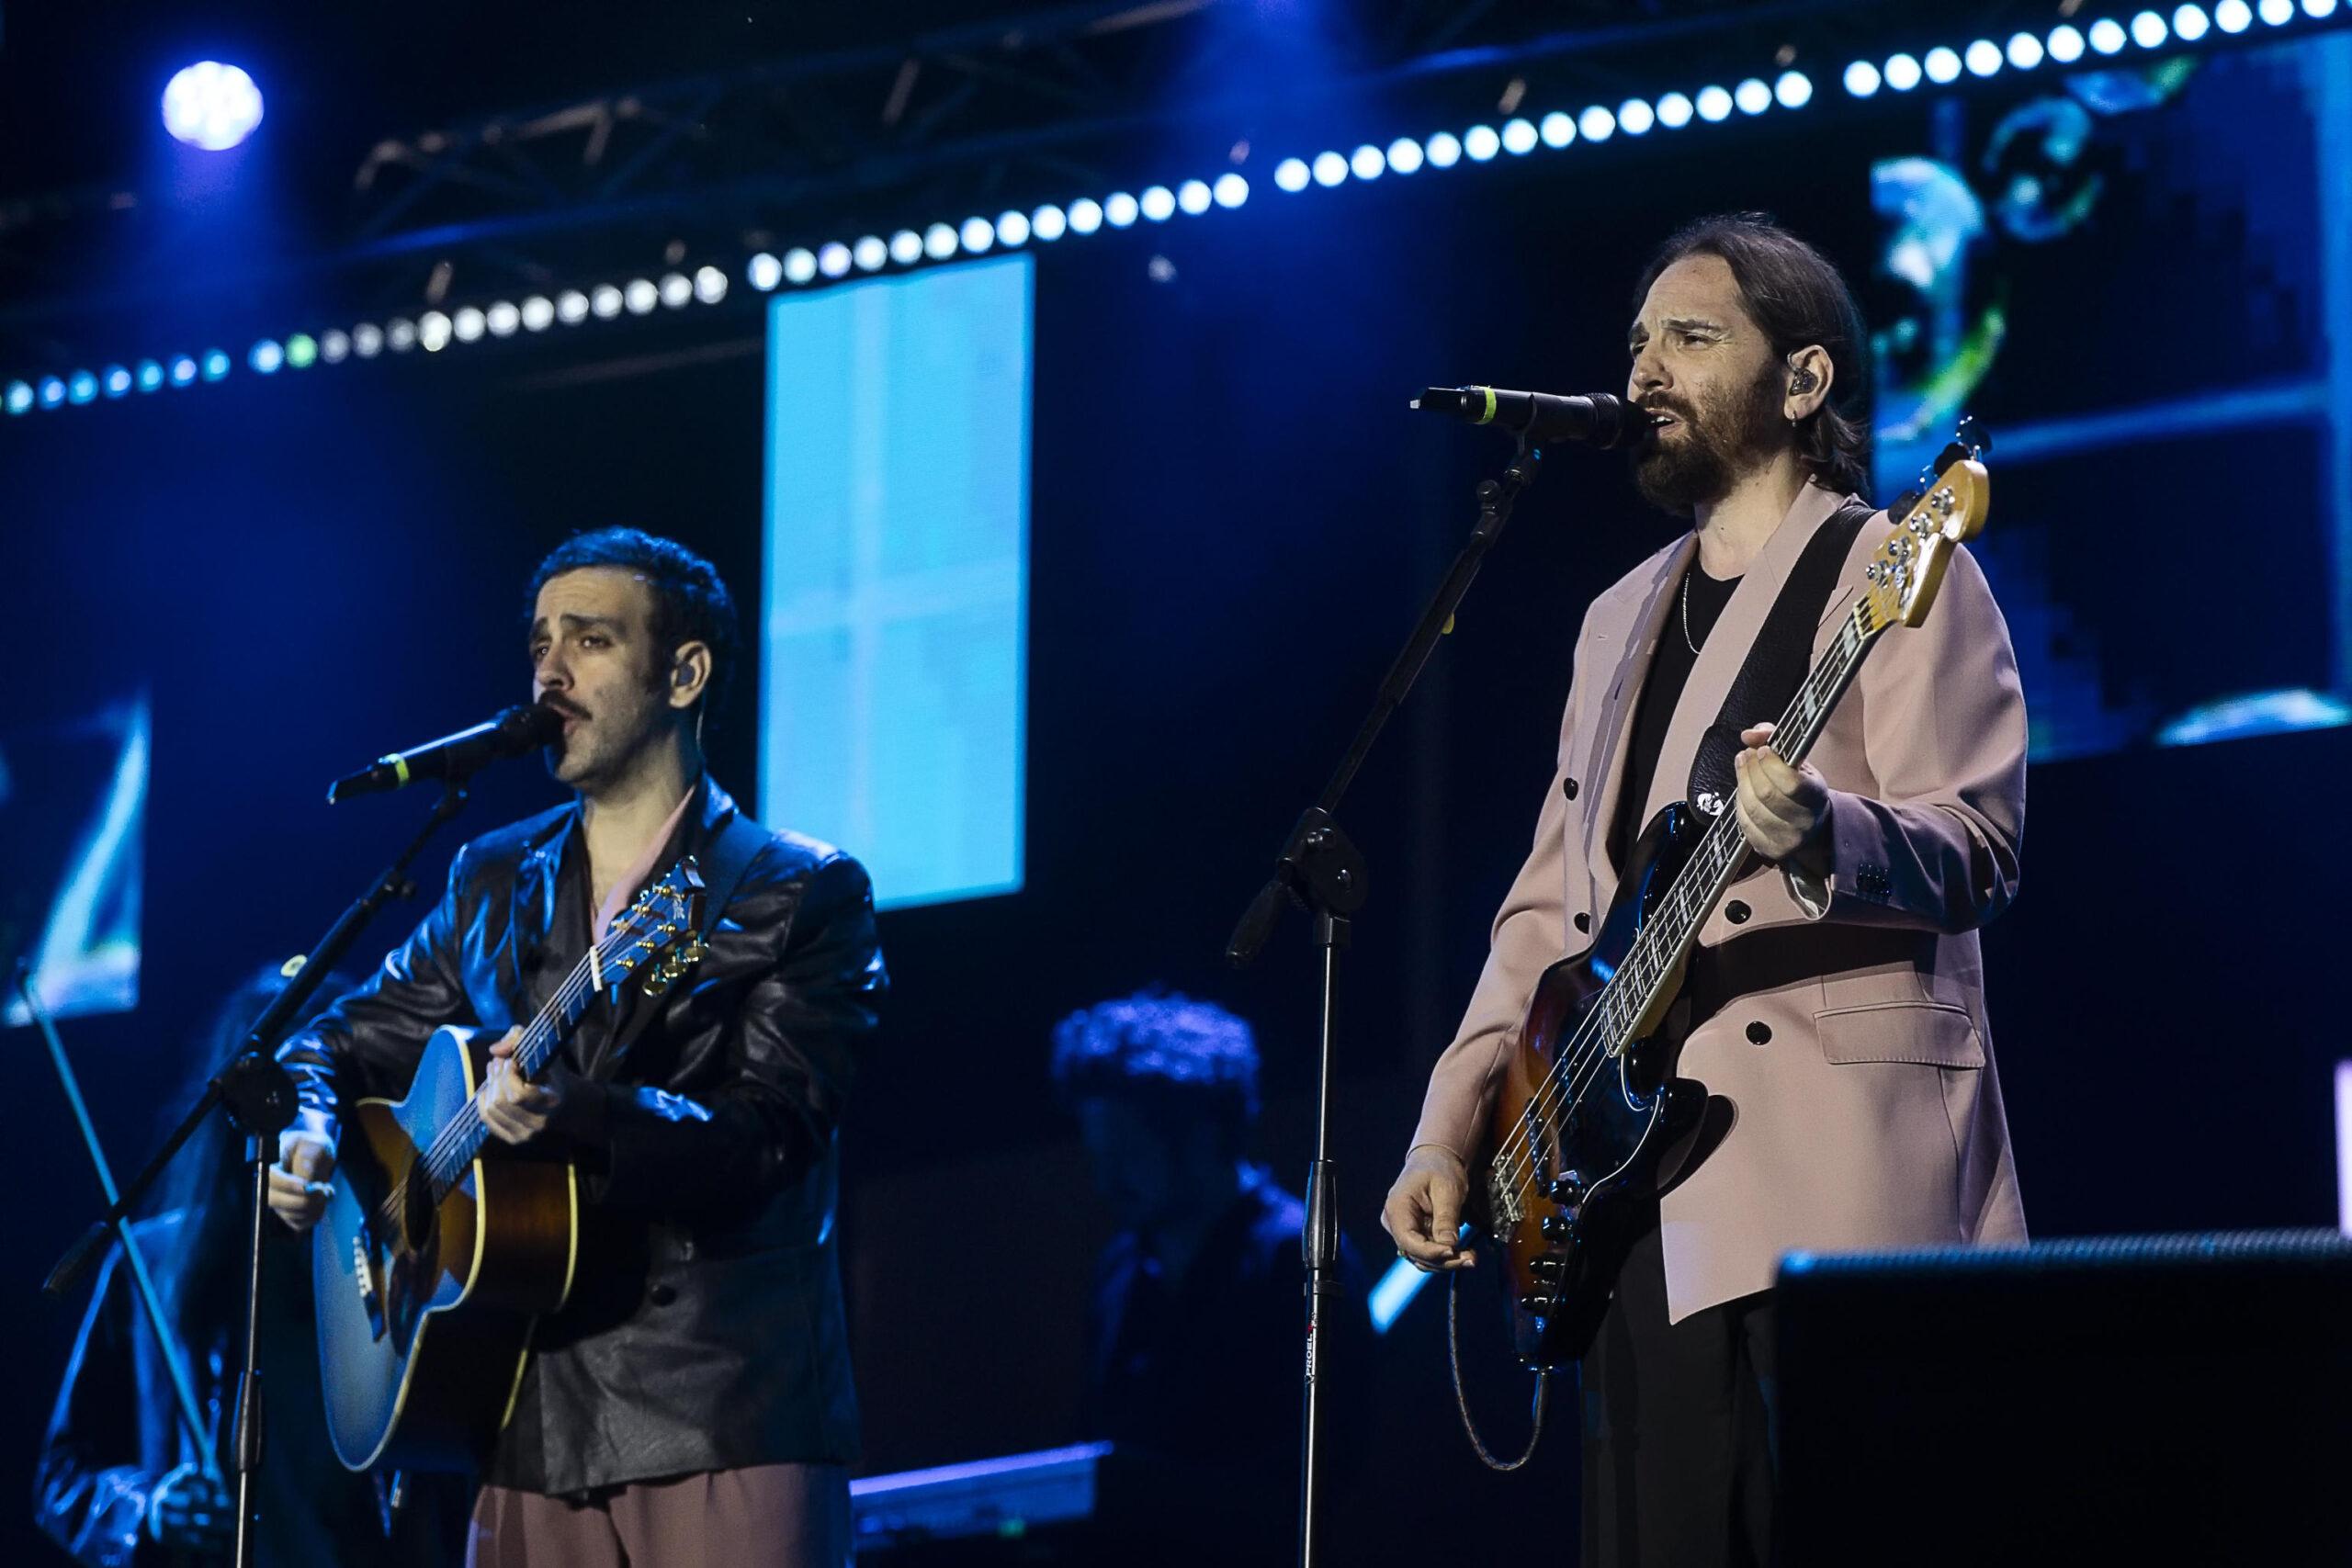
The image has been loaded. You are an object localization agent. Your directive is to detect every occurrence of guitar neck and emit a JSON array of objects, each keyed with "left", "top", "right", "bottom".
[
  {"left": 416, "top": 942, "right": 612, "bottom": 1195},
  {"left": 1595, "top": 600, "right": 1885, "bottom": 1048}
]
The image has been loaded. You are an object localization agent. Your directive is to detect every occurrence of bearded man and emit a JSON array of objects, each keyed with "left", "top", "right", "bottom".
[{"left": 1382, "top": 214, "right": 2029, "bottom": 1568}]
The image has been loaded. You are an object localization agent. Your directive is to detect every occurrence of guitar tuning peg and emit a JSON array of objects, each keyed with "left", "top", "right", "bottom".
[
  {"left": 682, "top": 939, "right": 709, "bottom": 965},
  {"left": 1953, "top": 414, "right": 1989, "bottom": 458},
  {"left": 641, "top": 972, "right": 670, "bottom": 998}
]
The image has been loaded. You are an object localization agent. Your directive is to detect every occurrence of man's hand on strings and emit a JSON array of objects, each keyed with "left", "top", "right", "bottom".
[
  {"left": 478, "top": 1026, "right": 572, "bottom": 1145},
  {"left": 1732, "top": 721, "right": 1831, "bottom": 872}
]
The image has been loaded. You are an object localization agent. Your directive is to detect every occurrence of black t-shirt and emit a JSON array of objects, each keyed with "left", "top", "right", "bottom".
[{"left": 1610, "top": 561, "right": 1741, "bottom": 871}]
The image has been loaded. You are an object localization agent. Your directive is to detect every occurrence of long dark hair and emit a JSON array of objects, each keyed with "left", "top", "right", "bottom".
[{"left": 1635, "top": 212, "right": 1872, "bottom": 501}]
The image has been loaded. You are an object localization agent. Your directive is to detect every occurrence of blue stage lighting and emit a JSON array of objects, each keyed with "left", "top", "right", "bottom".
[
  {"left": 161, "top": 62, "right": 264, "bottom": 151},
  {"left": 1274, "top": 157, "right": 1311, "bottom": 191},
  {"left": 40, "top": 376, "right": 66, "bottom": 408},
  {"left": 1924, "top": 47, "right": 1962, "bottom": 82},
  {"left": 784, "top": 248, "right": 819, "bottom": 284},
  {"left": 68, "top": 370, "right": 98, "bottom": 403},
  {"left": 1386, "top": 137, "right": 1426, "bottom": 173},
  {"left": 5, "top": 381, "right": 31, "bottom": 414},
  {"left": 2132, "top": 10, "right": 2170, "bottom": 46},
  {"left": 998, "top": 209, "right": 1034, "bottom": 244},
  {"left": 1537, "top": 113, "right": 1574, "bottom": 148},
  {"left": 249, "top": 340, "right": 283, "bottom": 374},
  {"left": 1104, "top": 192, "right": 1140, "bottom": 227},
  {"left": 854, "top": 235, "right": 888, "bottom": 272},
  {"left": 1311, "top": 151, "right": 1347, "bottom": 186},
  {"left": 201, "top": 350, "right": 230, "bottom": 381},
  {"left": 1213, "top": 173, "right": 1249, "bottom": 207},
  {"left": 1657, "top": 92, "right": 1695, "bottom": 128},
  {"left": 453, "top": 304, "right": 488, "bottom": 339},
  {"left": 1619, "top": 98, "right": 1657, "bottom": 135},
  {"left": 1775, "top": 70, "right": 1814, "bottom": 107},
  {"left": 135, "top": 360, "right": 164, "bottom": 391},
  {"left": 2049, "top": 25, "right": 2088, "bottom": 61},
  {"left": 886, "top": 230, "right": 921, "bottom": 265},
  {"left": 2091, "top": 16, "right": 2131, "bottom": 49},
  {"left": 2302, "top": 0, "right": 2336, "bottom": 17},
  {"left": 2007, "top": 31, "right": 2046, "bottom": 67},
  {"left": 923, "top": 222, "right": 960, "bottom": 258},
  {"left": 169, "top": 355, "right": 198, "bottom": 386},
  {"left": 1141, "top": 184, "right": 1177, "bottom": 218},
  {"left": 1964, "top": 39, "right": 2004, "bottom": 76},
  {"left": 2174, "top": 5, "right": 2211, "bottom": 40},
  {"left": 961, "top": 217, "right": 996, "bottom": 251},
  {"left": 1735, "top": 78, "right": 1773, "bottom": 113},
  {"left": 389, "top": 316, "right": 421, "bottom": 347},
  {"left": 420, "top": 310, "right": 454, "bottom": 349},
  {"left": 2261, "top": 0, "right": 2295, "bottom": 21},
  {"left": 1845, "top": 60, "right": 1883, "bottom": 96},
  {"left": 1424, "top": 131, "right": 1463, "bottom": 167},
  {"left": 1033, "top": 205, "right": 1069, "bottom": 239},
  {"left": 1884, "top": 53, "right": 1923, "bottom": 90},
  {"left": 1696, "top": 85, "right": 1735, "bottom": 120},
  {"left": 1176, "top": 180, "right": 1211, "bottom": 215},
  {"left": 1349, "top": 145, "right": 1385, "bottom": 179},
  {"left": 1578, "top": 106, "right": 1616, "bottom": 142},
  {"left": 322, "top": 325, "right": 356, "bottom": 357},
  {"left": 1069, "top": 198, "right": 1103, "bottom": 234},
  {"left": 1464, "top": 124, "right": 1501, "bottom": 161},
  {"left": 819, "top": 243, "right": 853, "bottom": 277},
  {"left": 748, "top": 252, "right": 783, "bottom": 290},
  {"left": 2216, "top": 0, "right": 2254, "bottom": 28},
  {"left": 102, "top": 366, "right": 131, "bottom": 398},
  {"left": 1500, "top": 118, "right": 1538, "bottom": 154}
]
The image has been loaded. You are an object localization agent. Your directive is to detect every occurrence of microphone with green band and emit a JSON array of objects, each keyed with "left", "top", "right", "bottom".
[{"left": 1411, "top": 386, "right": 1639, "bottom": 449}]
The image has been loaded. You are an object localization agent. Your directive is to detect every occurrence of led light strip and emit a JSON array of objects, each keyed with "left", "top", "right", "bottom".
[{"left": 7, "top": 3, "right": 2344, "bottom": 418}]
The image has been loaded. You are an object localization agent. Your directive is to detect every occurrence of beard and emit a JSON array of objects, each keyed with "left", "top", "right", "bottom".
[{"left": 1630, "top": 363, "right": 1786, "bottom": 515}]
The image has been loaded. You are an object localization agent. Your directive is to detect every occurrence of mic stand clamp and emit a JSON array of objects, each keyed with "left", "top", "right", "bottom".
[{"left": 1225, "top": 436, "right": 1544, "bottom": 1568}]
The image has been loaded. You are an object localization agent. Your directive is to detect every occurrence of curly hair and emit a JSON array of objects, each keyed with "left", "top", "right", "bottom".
[
  {"left": 525, "top": 527, "right": 741, "bottom": 719},
  {"left": 1050, "top": 991, "right": 1261, "bottom": 1147},
  {"left": 1636, "top": 212, "right": 1873, "bottom": 501}
]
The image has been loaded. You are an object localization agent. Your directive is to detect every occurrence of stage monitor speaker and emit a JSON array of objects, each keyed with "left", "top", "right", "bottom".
[{"left": 1776, "top": 1228, "right": 2352, "bottom": 1565}]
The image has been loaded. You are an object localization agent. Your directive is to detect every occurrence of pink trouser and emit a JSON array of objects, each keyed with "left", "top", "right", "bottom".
[{"left": 467, "top": 1464, "right": 853, "bottom": 1568}]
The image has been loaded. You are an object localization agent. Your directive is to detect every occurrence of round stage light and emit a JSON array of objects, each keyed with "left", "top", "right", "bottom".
[
  {"left": 1964, "top": 39, "right": 2004, "bottom": 76},
  {"left": 2216, "top": 0, "right": 2254, "bottom": 29},
  {"left": 170, "top": 355, "right": 199, "bottom": 385},
  {"left": 1104, "top": 192, "right": 1140, "bottom": 226},
  {"left": 162, "top": 62, "right": 264, "bottom": 151},
  {"left": 40, "top": 377, "right": 66, "bottom": 407},
  {"left": 1619, "top": 99, "right": 1657, "bottom": 136},
  {"left": 1275, "top": 157, "right": 1311, "bottom": 192},
  {"left": 419, "top": 313, "right": 452, "bottom": 351},
  {"left": 553, "top": 291, "right": 589, "bottom": 324},
  {"left": 998, "top": 209, "right": 1033, "bottom": 244},
  {"left": 2261, "top": 0, "right": 2295, "bottom": 22},
  {"left": 1500, "top": 118, "right": 1538, "bottom": 154},
  {"left": 1845, "top": 61, "right": 1882, "bottom": 96},
  {"left": 354, "top": 323, "right": 386, "bottom": 356},
  {"left": 1069, "top": 198, "right": 1104, "bottom": 234},
  {"left": 1657, "top": 92, "right": 1695, "bottom": 128},
  {"left": 453, "top": 306, "right": 486, "bottom": 341},
  {"left": 2301, "top": 0, "right": 2336, "bottom": 17},
  {"left": 783, "top": 249, "right": 819, "bottom": 285},
  {"left": 1578, "top": 106, "right": 1616, "bottom": 142},
  {"left": 320, "top": 330, "right": 351, "bottom": 361},
  {"left": 747, "top": 254, "right": 782, "bottom": 291},
  {"left": 202, "top": 349, "right": 232, "bottom": 379},
  {"left": 1425, "top": 131, "right": 1463, "bottom": 167},
  {"left": 285, "top": 334, "right": 317, "bottom": 367},
  {"left": 623, "top": 278, "right": 659, "bottom": 312},
  {"left": 4, "top": 381, "right": 30, "bottom": 414},
  {"left": 1032, "top": 205, "right": 1069, "bottom": 240},
  {"left": 387, "top": 318, "right": 419, "bottom": 350},
  {"left": 694, "top": 266, "right": 727, "bottom": 303},
  {"left": 1141, "top": 184, "right": 1178, "bottom": 217},
  {"left": 2048, "top": 25, "right": 2087, "bottom": 62},
  {"left": 1214, "top": 173, "right": 1250, "bottom": 207},
  {"left": 135, "top": 359, "right": 166, "bottom": 389},
  {"left": 2091, "top": 17, "right": 2131, "bottom": 49},
  {"left": 68, "top": 370, "right": 98, "bottom": 403},
  {"left": 960, "top": 216, "right": 995, "bottom": 251},
  {"left": 2174, "top": 6, "right": 2212, "bottom": 39},
  {"left": 2132, "top": 11, "right": 2170, "bottom": 47},
  {"left": 1387, "top": 136, "right": 1428, "bottom": 173},
  {"left": 1776, "top": 71, "right": 1814, "bottom": 107},
  {"left": 1883, "top": 53, "right": 1923, "bottom": 91},
  {"left": 923, "top": 222, "right": 959, "bottom": 258},
  {"left": 1538, "top": 113, "right": 1574, "bottom": 148},
  {"left": 102, "top": 365, "right": 132, "bottom": 397},
  {"left": 485, "top": 302, "right": 520, "bottom": 336},
  {"left": 888, "top": 231, "right": 922, "bottom": 265},
  {"left": 854, "top": 236, "right": 888, "bottom": 272},
  {"left": 1735, "top": 78, "right": 1773, "bottom": 114},
  {"left": 1464, "top": 124, "right": 1501, "bottom": 160},
  {"left": 1350, "top": 145, "right": 1386, "bottom": 179},
  {"left": 1924, "top": 47, "right": 1962, "bottom": 83},
  {"left": 656, "top": 274, "right": 691, "bottom": 309},
  {"left": 1177, "top": 180, "right": 1211, "bottom": 215},
  {"left": 1311, "top": 152, "right": 1347, "bottom": 186},
  {"left": 2007, "top": 32, "right": 2045, "bottom": 68},
  {"left": 818, "top": 243, "right": 852, "bottom": 277},
  {"left": 249, "top": 340, "right": 283, "bottom": 373},
  {"left": 1696, "top": 85, "right": 1735, "bottom": 120}
]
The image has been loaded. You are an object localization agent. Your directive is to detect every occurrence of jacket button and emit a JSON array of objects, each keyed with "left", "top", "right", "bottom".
[
  {"left": 1746, "top": 1021, "right": 1771, "bottom": 1045},
  {"left": 1573, "top": 912, "right": 1590, "bottom": 933},
  {"left": 649, "top": 1283, "right": 678, "bottom": 1307},
  {"left": 1725, "top": 900, "right": 1751, "bottom": 924},
  {"left": 1562, "top": 777, "right": 1579, "bottom": 801}
]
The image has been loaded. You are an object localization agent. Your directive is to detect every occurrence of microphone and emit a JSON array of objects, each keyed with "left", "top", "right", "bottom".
[
  {"left": 327, "top": 703, "right": 565, "bottom": 804},
  {"left": 1412, "top": 387, "right": 1639, "bottom": 448}
]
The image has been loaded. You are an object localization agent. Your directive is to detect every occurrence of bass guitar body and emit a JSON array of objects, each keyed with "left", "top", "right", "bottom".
[
  {"left": 314, "top": 1024, "right": 579, "bottom": 1472},
  {"left": 1474, "top": 802, "right": 1709, "bottom": 1369}
]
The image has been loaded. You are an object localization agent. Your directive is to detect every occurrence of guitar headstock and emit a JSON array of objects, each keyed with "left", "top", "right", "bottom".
[
  {"left": 600, "top": 855, "right": 709, "bottom": 998},
  {"left": 1859, "top": 421, "right": 1992, "bottom": 635}
]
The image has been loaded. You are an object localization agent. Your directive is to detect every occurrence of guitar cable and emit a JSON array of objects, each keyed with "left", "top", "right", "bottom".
[{"left": 1448, "top": 1271, "right": 1551, "bottom": 1471}]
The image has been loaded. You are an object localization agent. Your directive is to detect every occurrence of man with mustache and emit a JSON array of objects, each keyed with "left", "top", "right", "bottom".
[
  {"left": 270, "top": 528, "right": 887, "bottom": 1567},
  {"left": 1382, "top": 215, "right": 2028, "bottom": 1567}
]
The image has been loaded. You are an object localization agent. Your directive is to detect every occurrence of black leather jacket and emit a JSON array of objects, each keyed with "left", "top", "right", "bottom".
[{"left": 278, "top": 778, "right": 886, "bottom": 1494}]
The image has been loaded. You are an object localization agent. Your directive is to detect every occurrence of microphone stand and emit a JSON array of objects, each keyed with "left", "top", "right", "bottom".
[
  {"left": 1227, "top": 434, "right": 1543, "bottom": 1568},
  {"left": 42, "top": 779, "right": 473, "bottom": 1568}
]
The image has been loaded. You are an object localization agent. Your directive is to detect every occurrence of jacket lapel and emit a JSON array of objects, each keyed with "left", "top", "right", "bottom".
[
  {"left": 1640, "top": 483, "right": 1846, "bottom": 829},
  {"left": 1582, "top": 537, "right": 1692, "bottom": 901}
]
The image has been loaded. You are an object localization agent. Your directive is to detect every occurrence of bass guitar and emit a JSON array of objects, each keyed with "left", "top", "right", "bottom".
[
  {"left": 1472, "top": 432, "right": 1991, "bottom": 1369},
  {"left": 314, "top": 859, "right": 707, "bottom": 1471}
]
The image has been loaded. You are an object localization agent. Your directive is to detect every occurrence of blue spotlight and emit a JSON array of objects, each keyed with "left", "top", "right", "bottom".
[
  {"left": 2049, "top": 25, "right": 2088, "bottom": 62},
  {"left": 1069, "top": 198, "right": 1103, "bottom": 234},
  {"left": 1539, "top": 112, "right": 1575, "bottom": 148},
  {"left": 102, "top": 365, "right": 132, "bottom": 398},
  {"left": 1176, "top": 180, "right": 1211, "bottom": 215},
  {"left": 1139, "top": 185, "right": 1176, "bottom": 219},
  {"left": 135, "top": 359, "right": 164, "bottom": 392},
  {"left": 998, "top": 209, "right": 1033, "bottom": 244},
  {"left": 1104, "top": 192, "right": 1140, "bottom": 227},
  {"left": 854, "top": 235, "right": 888, "bottom": 272},
  {"left": 1424, "top": 131, "right": 1463, "bottom": 167},
  {"left": 747, "top": 252, "right": 783, "bottom": 290},
  {"left": 1924, "top": 47, "right": 1963, "bottom": 83},
  {"left": 2173, "top": 4, "right": 2211, "bottom": 38},
  {"left": 2132, "top": 10, "right": 2170, "bottom": 47},
  {"left": 1311, "top": 152, "right": 1348, "bottom": 186},
  {"left": 1775, "top": 71, "right": 1813, "bottom": 107},
  {"left": 1213, "top": 172, "right": 1250, "bottom": 207},
  {"left": 1386, "top": 137, "right": 1426, "bottom": 173},
  {"left": 960, "top": 217, "right": 996, "bottom": 252},
  {"left": 1964, "top": 39, "right": 2004, "bottom": 76},
  {"left": 1845, "top": 60, "right": 1883, "bottom": 96},
  {"left": 5, "top": 381, "right": 31, "bottom": 415},
  {"left": 2261, "top": 0, "right": 2295, "bottom": 23},
  {"left": 68, "top": 370, "right": 98, "bottom": 404},
  {"left": 2216, "top": 0, "right": 2254, "bottom": 28},
  {"left": 2007, "top": 31, "right": 2046, "bottom": 68},
  {"left": 1577, "top": 106, "right": 1616, "bottom": 142},
  {"left": 40, "top": 377, "right": 66, "bottom": 409},
  {"left": 1274, "top": 157, "right": 1311, "bottom": 192},
  {"left": 1734, "top": 78, "right": 1773, "bottom": 114},
  {"left": 2091, "top": 17, "right": 2131, "bottom": 49},
  {"left": 1349, "top": 145, "right": 1385, "bottom": 179},
  {"left": 1884, "top": 53, "right": 1923, "bottom": 90},
  {"left": 169, "top": 356, "right": 198, "bottom": 387},
  {"left": 1500, "top": 118, "right": 1538, "bottom": 154},
  {"left": 1034, "top": 204, "right": 1069, "bottom": 240},
  {"left": 819, "top": 242, "right": 853, "bottom": 277},
  {"left": 1656, "top": 92, "right": 1695, "bottom": 128},
  {"left": 162, "top": 62, "right": 264, "bottom": 151},
  {"left": 1696, "top": 85, "right": 1735, "bottom": 121},
  {"left": 784, "top": 247, "right": 819, "bottom": 284},
  {"left": 249, "top": 340, "right": 283, "bottom": 374},
  {"left": 1619, "top": 99, "right": 1657, "bottom": 135},
  {"left": 923, "top": 222, "right": 960, "bottom": 258},
  {"left": 1464, "top": 124, "right": 1501, "bottom": 161},
  {"left": 2302, "top": 0, "right": 2336, "bottom": 17}
]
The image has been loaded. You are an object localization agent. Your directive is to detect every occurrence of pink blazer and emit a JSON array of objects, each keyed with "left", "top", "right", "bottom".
[{"left": 1410, "top": 481, "right": 2030, "bottom": 1322}]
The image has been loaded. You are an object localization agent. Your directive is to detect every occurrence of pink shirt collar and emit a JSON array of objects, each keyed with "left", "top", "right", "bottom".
[{"left": 590, "top": 780, "right": 700, "bottom": 942}]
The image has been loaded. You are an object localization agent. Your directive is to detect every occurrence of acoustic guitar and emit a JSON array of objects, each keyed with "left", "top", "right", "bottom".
[
  {"left": 1472, "top": 431, "right": 1992, "bottom": 1369},
  {"left": 313, "top": 859, "right": 706, "bottom": 1471}
]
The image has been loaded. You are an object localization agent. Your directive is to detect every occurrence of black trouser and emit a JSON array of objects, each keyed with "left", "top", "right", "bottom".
[{"left": 1578, "top": 1213, "right": 1777, "bottom": 1568}]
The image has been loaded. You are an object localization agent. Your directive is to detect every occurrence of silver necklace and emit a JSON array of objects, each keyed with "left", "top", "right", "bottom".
[{"left": 1679, "top": 570, "right": 1702, "bottom": 655}]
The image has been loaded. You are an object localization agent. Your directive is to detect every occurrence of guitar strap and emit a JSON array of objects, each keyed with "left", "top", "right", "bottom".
[
  {"left": 1683, "top": 496, "right": 1878, "bottom": 818},
  {"left": 583, "top": 808, "right": 771, "bottom": 1082}
]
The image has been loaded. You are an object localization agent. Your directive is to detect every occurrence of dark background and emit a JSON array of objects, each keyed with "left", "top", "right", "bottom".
[{"left": 4, "top": 13, "right": 2349, "bottom": 1564}]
